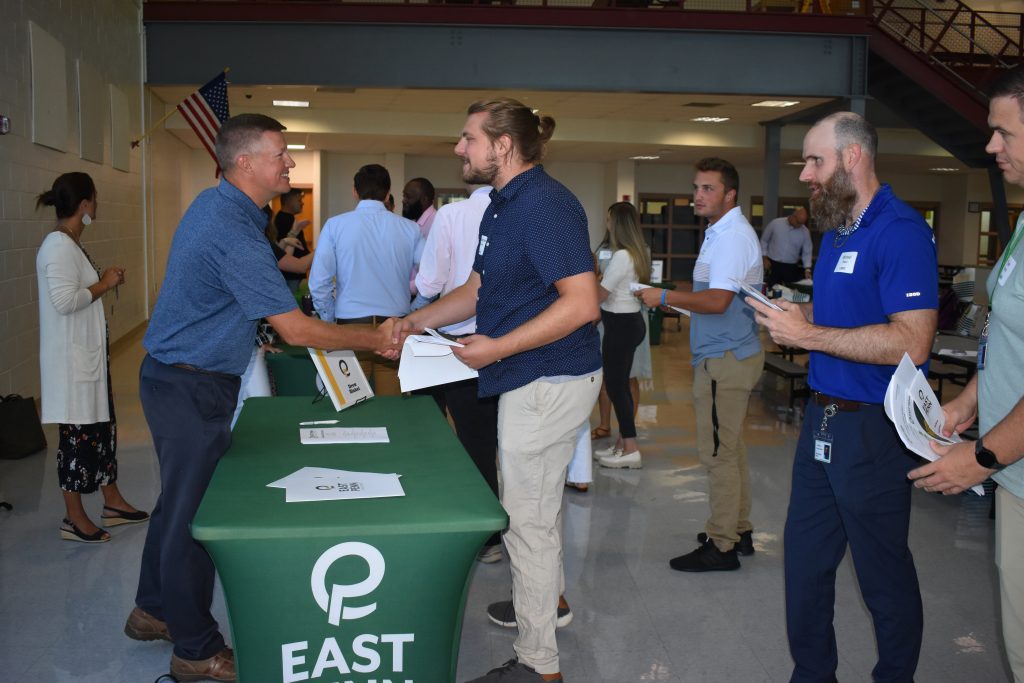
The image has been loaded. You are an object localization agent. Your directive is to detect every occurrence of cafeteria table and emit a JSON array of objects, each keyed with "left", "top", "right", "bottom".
[{"left": 192, "top": 395, "right": 508, "bottom": 683}]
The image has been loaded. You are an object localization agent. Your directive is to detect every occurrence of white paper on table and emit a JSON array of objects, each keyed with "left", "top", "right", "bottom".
[
  {"left": 398, "top": 337, "right": 477, "bottom": 392},
  {"left": 267, "top": 467, "right": 405, "bottom": 502},
  {"left": 299, "top": 427, "right": 389, "bottom": 445},
  {"left": 885, "top": 353, "right": 983, "bottom": 495},
  {"left": 937, "top": 348, "right": 978, "bottom": 358},
  {"left": 731, "top": 278, "right": 784, "bottom": 311},
  {"left": 628, "top": 282, "right": 691, "bottom": 316}
]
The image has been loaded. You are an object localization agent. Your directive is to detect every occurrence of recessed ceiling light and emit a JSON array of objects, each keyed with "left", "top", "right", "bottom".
[
  {"left": 786, "top": 161, "right": 805, "bottom": 166},
  {"left": 691, "top": 117, "right": 730, "bottom": 123},
  {"left": 630, "top": 155, "right": 660, "bottom": 161},
  {"left": 287, "top": 144, "right": 306, "bottom": 150},
  {"left": 273, "top": 100, "right": 310, "bottom": 108},
  {"left": 752, "top": 100, "right": 800, "bottom": 108},
  {"left": 929, "top": 167, "right": 960, "bottom": 172}
]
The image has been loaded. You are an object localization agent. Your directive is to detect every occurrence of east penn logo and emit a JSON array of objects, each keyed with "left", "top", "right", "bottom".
[
  {"left": 312, "top": 542, "right": 384, "bottom": 625},
  {"left": 282, "top": 542, "right": 415, "bottom": 683},
  {"left": 338, "top": 359, "right": 352, "bottom": 378}
]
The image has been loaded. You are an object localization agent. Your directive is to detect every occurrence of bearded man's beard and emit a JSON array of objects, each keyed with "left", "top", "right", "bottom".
[
  {"left": 810, "top": 162, "right": 858, "bottom": 231},
  {"left": 462, "top": 150, "right": 500, "bottom": 185}
]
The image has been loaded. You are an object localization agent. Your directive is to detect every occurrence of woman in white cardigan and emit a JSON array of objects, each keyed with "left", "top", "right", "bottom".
[{"left": 36, "top": 172, "right": 148, "bottom": 543}]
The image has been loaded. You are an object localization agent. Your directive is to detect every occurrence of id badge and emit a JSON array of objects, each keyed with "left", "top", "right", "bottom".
[
  {"left": 814, "top": 435, "right": 833, "bottom": 464},
  {"left": 977, "top": 312, "right": 990, "bottom": 372}
]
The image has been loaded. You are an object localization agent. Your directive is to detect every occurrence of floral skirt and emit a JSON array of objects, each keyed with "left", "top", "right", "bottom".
[{"left": 57, "top": 362, "right": 117, "bottom": 494}]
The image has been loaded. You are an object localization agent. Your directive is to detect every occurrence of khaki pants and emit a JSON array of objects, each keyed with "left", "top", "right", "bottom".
[
  {"left": 692, "top": 349, "right": 764, "bottom": 550},
  {"left": 336, "top": 320, "right": 401, "bottom": 396},
  {"left": 498, "top": 373, "right": 602, "bottom": 674},
  {"left": 997, "top": 486, "right": 1024, "bottom": 682}
]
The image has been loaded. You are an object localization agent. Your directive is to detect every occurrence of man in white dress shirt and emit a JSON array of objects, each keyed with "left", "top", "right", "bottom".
[{"left": 413, "top": 185, "right": 503, "bottom": 562}]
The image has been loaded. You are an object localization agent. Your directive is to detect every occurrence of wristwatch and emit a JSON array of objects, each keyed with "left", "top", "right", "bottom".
[{"left": 975, "top": 438, "right": 1005, "bottom": 471}]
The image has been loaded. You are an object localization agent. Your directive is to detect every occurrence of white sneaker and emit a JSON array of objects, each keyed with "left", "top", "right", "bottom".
[
  {"left": 599, "top": 450, "right": 642, "bottom": 469},
  {"left": 477, "top": 545, "right": 504, "bottom": 564},
  {"left": 593, "top": 444, "right": 622, "bottom": 460}
]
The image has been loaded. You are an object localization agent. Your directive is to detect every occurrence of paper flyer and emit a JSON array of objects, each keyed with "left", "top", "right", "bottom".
[{"left": 885, "top": 353, "right": 983, "bottom": 495}]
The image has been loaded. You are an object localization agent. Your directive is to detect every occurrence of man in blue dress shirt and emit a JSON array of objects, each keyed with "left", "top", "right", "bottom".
[
  {"left": 125, "top": 114, "right": 394, "bottom": 683},
  {"left": 309, "top": 164, "right": 423, "bottom": 395},
  {"left": 394, "top": 99, "right": 602, "bottom": 683},
  {"left": 749, "top": 112, "right": 937, "bottom": 683}
]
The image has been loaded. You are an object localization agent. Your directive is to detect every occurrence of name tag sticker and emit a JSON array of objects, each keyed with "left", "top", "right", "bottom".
[
  {"left": 598, "top": 249, "right": 612, "bottom": 261},
  {"left": 998, "top": 255, "right": 1017, "bottom": 286},
  {"left": 478, "top": 235, "right": 489, "bottom": 256},
  {"left": 834, "top": 251, "right": 858, "bottom": 274}
]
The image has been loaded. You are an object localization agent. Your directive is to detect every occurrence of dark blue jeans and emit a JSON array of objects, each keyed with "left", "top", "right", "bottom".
[
  {"left": 135, "top": 355, "right": 240, "bottom": 660},
  {"left": 785, "top": 401, "right": 923, "bottom": 683}
]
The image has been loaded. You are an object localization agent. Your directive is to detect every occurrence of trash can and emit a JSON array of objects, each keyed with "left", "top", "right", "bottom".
[{"left": 646, "top": 282, "right": 677, "bottom": 346}]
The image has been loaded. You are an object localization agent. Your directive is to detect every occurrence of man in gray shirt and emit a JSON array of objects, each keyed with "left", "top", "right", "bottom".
[{"left": 760, "top": 206, "right": 812, "bottom": 287}]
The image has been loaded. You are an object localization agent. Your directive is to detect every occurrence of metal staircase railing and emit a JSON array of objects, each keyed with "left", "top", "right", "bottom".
[{"left": 871, "top": 0, "right": 1022, "bottom": 99}]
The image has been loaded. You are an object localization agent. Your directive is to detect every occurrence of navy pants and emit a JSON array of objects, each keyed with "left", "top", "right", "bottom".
[
  {"left": 785, "top": 401, "right": 922, "bottom": 683},
  {"left": 135, "top": 355, "right": 240, "bottom": 660}
]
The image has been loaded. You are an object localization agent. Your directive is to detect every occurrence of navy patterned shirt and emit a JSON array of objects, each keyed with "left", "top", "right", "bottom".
[{"left": 472, "top": 165, "right": 601, "bottom": 397}]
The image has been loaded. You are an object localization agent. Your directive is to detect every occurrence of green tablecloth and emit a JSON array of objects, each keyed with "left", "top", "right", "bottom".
[
  {"left": 266, "top": 344, "right": 319, "bottom": 397},
  {"left": 192, "top": 395, "right": 507, "bottom": 683}
]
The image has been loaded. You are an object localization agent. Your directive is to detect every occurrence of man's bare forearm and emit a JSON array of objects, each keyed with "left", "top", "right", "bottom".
[{"left": 802, "top": 311, "right": 936, "bottom": 365}]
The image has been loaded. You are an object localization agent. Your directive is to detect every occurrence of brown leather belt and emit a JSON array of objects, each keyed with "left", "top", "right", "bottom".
[
  {"left": 336, "top": 316, "right": 386, "bottom": 325},
  {"left": 812, "top": 392, "right": 865, "bottom": 412},
  {"left": 171, "top": 363, "right": 235, "bottom": 379}
]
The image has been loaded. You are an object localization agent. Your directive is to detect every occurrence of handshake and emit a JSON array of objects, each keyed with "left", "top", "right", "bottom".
[{"left": 369, "top": 317, "right": 501, "bottom": 370}]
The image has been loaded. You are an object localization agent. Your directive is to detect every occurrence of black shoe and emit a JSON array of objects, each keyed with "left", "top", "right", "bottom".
[
  {"left": 670, "top": 540, "right": 740, "bottom": 572},
  {"left": 464, "top": 658, "right": 562, "bottom": 682},
  {"left": 486, "top": 599, "right": 573, "bottom": 628},
  {"left": 697, "top": 529, "right": 754, "bottom": 556}
]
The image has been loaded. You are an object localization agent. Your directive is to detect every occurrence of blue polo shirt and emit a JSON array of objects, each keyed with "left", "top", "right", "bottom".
[
  {"left": 472, "top": 165, "right": 601, "bottom": 397},
  {"left": 144, "top": 179, "right": 297, "bottom": 375},
  {"left": 809, "top": 184, "right": 937, "bottom": 403}
]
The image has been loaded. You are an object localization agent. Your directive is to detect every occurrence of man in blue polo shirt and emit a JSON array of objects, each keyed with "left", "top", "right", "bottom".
[
  {"left": 749, "top": 112, "right": 937, "bottom": 682},
  {"left": 126, "top": 114, "right": 394, "bottom": 683},
  {"left": 636, "top": 157, "right": 764, "bottom": 573},
  {"left": 394, "top": 99, "right": 601, "bottom": 683}
]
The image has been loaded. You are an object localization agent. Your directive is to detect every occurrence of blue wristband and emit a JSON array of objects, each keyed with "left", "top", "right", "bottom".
[{"left": 661, "top": 289, "right": 667, "bottom": 306}]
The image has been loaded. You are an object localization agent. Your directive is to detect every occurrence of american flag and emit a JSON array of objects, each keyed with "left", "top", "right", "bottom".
[{"left": 177, "top": 72, "right": 230, "bottom": 173}]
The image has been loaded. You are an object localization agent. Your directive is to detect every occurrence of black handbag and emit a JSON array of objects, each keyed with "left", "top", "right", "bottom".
[{"left": 0, "top": 394, "right": 47, "bottom": 459}]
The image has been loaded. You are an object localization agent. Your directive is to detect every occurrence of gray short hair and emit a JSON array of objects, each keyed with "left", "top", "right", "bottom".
[{"left": 214, "top": 114, "right": 286, "bottom": 172}]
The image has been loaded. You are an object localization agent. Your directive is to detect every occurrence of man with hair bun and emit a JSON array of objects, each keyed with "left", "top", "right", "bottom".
[
  {"left": 749, "top": 111, "right": 937, "bottom": 682},
  {"left": 393, "top": 98, "right": 601, "bottom": 683}
]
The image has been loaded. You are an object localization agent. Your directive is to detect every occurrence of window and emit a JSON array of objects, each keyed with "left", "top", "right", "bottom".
[
  {"left": 977, "top": 204, "right": 1022, "bottom": 267},
  {"left": 638, "top": 193, "right": 701, "bottom": 281}
]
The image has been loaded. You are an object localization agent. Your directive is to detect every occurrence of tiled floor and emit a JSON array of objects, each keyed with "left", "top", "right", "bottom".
[{"left": 0, "top": 323, "right": 1011, "bottom": 682}]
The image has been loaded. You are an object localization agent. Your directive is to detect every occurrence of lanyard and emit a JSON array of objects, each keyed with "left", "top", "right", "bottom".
[{"left": 992, "top": 214, "right": 1024, "bottom": 309}]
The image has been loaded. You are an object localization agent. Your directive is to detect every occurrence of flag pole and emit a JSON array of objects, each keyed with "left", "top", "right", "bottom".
[{"left": 130, "top": 67, "right": 231, "bottom": 149}]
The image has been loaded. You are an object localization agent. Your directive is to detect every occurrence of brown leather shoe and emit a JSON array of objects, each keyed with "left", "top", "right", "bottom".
[
  {"left": 170, "top": 647, "right": 236, "bottom": 682},
  {"left": 124, "top": 606, "right": 172, "bottom": 642}
]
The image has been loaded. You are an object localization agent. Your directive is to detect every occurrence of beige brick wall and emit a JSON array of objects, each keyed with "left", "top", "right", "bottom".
[{"left": 0, "top": 0, "right": 144, "bottom": 398}]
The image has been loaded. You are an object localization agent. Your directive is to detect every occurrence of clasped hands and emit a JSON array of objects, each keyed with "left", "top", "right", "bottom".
[{"left": 371, "top": 317, "right": 501, "bottom": 369}]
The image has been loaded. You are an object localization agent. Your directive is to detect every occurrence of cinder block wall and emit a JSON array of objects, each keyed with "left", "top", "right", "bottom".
[{"left": 0, "top": 0, "right": 145, "bottom": 398}]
